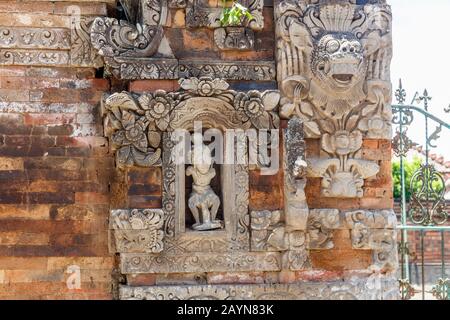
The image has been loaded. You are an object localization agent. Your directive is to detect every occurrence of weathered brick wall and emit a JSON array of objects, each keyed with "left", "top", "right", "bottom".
[{"left": 0, "top": 1, "right": 115, "bottom": 300}]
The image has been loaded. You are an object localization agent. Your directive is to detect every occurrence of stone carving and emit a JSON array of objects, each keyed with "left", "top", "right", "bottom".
[
  {"left": 119, "top": 274, "right": 399, "bottom": 300},
  {"left": 102, "top": 92, "right": 163, "bottom": 168},
  {"left": 0, "top": 27, "right": 70, "bottom": 49},
  {"left": 0, "top": 49, "right": 69, "bottom": 66},
  {"left": 0, "top": 23, "right": 101, "bottom": 68},
  {"left": 179, "top": 61, "right": 276, "bottom": 81},
  {"left": 90, "top": 0, "right": 177, "bottom": 79},
  {"left": 250, "top": 210, "right": 282, "bottom": 251},
  {"left": 345, "top": 209, "right": 398, "bottom": 272},
  {"left": 275, "top": 0, "right": 392, "bottom": 198},
  {"left": 105, "top": 77, "right": 281, "bottom": 275},
  {"left": 214, "top": 27, "right": 254, "bottom": 51},
  {"left": 120, "top": 252, "right": 281, "bottom": 274},
  {"left": 185, "top": 0, "right": 264, "bottom": 30},
  {"left": 70, "top": 17, "right": 103, "bottom": 68},
  {"left": 115, "top": 58, "right": 179, "bottom": 80},
  {"left": 102, "top": 77, "right": 280, "bottom": 168},
  {"left": 187, "top": 139, "right": 223, "bottom": 231},
  {"left": 307, "top": 209, "right": 340, "bottom": 250},
  {"left": 110, "top": 209, "right": 165, "bottom": 253},
  {"left": 280, "top": 117, "right": 310, "bottom": 270}
]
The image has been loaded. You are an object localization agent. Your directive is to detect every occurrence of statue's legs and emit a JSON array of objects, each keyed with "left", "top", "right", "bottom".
[
  {"left": 188, "top": 196, "right": 201, "bottom": 228},
  {"left": 210, "top": 195, "right": 220, "bottom": 221}
]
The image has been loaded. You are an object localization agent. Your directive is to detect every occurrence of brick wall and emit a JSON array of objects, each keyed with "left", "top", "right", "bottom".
[{"left": 0, "top": 1, "right": 115, "bottom": 300}]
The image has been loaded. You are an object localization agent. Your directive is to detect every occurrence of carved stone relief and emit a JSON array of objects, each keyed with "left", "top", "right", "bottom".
[
  {"left": 105, "top": 77, "right": 281, "bottom": 274},
  {"left": 185, "top": 0, "right": 264, "bottom": 30},
  {"left": 275, "top": 0, "right": 392, "bottom": 198},
  {"left": 214, "top": 27, "right": 255, "bottom": 51},
  {"left": 70, "top": 17, "right": 104, "bottom": 68},
  {"left": 119, "top": 274, "right": 399, "bottom": 300},
  {"left": 307, "top": 209, "right": 340, "bottom": 250},
  {"left": 102, "top": 77, "right": 280, "bottom": 168},
  {"left": 345, "top": 209, "right": 398, "bottom": 272},
  {"left": 90, "top": 0, "right": 177, "bottom": 79},
  {"left": 110, "top": 209, "right": 165, "bottom": 253}
]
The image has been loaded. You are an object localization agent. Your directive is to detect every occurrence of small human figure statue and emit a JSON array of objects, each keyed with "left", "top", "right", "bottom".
[{"left": 186, "top": 140, "right": 222, "bottom": 231}]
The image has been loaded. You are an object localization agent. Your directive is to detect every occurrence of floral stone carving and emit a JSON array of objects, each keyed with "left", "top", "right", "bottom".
[
  {"left": 275, "top": 0, "right": 392, "bottom": 198},
  {"left": 186, "top": 0, "right": 264, "bottom": 30},
  {"left": 102, "top": 77, "right": 280, "bottom": 168},
  {"left": 110, "top": 209, "right": 165, "bottom": 253},
  {"left": 345, "top": 209, "right": 398, "bottom": 272}
]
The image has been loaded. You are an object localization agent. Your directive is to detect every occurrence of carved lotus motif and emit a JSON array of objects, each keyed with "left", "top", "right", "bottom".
[
  {"left": 180, "top": 77, "right": 229, "bottom": 97},
  {"left": 138, "top": 90, "right": 172, "bottom": 131},
  {"left": 322, "top": 130, "right": 362, "bottom": 156},
  {"left": 112, "top": 118, "right": 148, "bottom": 152}
]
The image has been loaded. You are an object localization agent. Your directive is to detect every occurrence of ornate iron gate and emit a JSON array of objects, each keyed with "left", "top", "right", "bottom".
[{"left": 392, "top": 80, "right": 450, "bottom": 300}]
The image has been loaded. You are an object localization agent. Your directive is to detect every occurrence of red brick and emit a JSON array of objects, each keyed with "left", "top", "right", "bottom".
[{"left": 129, "top": 80, "right": 180, "bottom": 93}]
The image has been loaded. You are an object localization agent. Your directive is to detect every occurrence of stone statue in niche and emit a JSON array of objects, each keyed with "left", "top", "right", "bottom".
[{"left": 186, "top": 139, "right": 222, "bottom": 231}]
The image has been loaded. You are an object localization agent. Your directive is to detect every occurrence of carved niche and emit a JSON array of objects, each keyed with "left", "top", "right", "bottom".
[
  {"left": 103, "top": 77, "right": 283, "bottom": 274},
  {"left": 275, "top": 0, "right": 392, "bottom": 198}
]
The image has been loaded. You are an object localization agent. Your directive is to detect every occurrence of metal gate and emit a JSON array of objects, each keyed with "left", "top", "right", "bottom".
[{"left": 392, "top": 80, "right": 450, "bottom": 300}]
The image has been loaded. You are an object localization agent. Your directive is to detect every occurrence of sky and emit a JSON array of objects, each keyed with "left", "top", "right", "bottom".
[{"left": 390, "top": 0, "right": 450, "bottom": 160}]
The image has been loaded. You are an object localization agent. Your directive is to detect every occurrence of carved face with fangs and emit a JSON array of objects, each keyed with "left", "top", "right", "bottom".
[{"left": 312, "top": 32, "right": 366, "bottom": 93}]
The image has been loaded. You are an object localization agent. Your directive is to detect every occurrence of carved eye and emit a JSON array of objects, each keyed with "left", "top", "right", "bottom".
[
  {"left": 351, "top": 41, "right": 362, "bottom": 53},
  {"left": 326, "top": 40, "right": 340, "bottom": 53}
]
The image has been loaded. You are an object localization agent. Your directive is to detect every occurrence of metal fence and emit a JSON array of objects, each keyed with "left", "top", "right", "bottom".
[{"left": 392, "top": 80, "right": 450, "bottom": 300}]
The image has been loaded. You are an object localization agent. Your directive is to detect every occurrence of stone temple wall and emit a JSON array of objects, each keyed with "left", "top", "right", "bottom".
[{"left": 0, "top": 0, "right": 397, "bottom": 299}]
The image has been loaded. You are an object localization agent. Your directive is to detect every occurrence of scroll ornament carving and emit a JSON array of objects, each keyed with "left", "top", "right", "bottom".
[
  {"left": 102, "top": 77, "right": 280, "bottom": 167},
  {"left": 0, "top": 23, "right": 101, "bottom": 68},
  {"left": 90, "top": 0, "right": 172, "bottom": 78},
  {"left": 110, "top": 209, "right": 165, "bottom": 253},
  {"left": 276, "top": 0, "right": 392, "bottom": 198},
  {"left": 345, "top": 210, "right": 398, "bottom": 272},
  {"left": 307, "top": 209, "right": 340, "bottom": 250}
]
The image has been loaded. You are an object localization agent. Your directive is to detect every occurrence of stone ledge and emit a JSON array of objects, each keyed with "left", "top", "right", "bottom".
[{"left": 119, "top": 274, "right": 399, "bottom": 300}]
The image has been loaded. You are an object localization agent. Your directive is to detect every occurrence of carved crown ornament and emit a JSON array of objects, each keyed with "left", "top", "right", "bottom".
[{"left": 275, "top": 0, "right": 392, "bottom": 198}]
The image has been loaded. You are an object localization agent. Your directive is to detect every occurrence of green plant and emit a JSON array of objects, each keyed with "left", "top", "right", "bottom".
[
  {"left": 392, "top": 156, "right": 445, "bottom": 200},
  {"left": 219, "top": 1, "right": 254, "bottom": 27}
]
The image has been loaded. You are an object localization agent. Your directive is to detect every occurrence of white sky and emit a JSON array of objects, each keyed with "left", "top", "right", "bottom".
[{"left": 390, "top": 0, "right": 450, "bottom": 159}]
